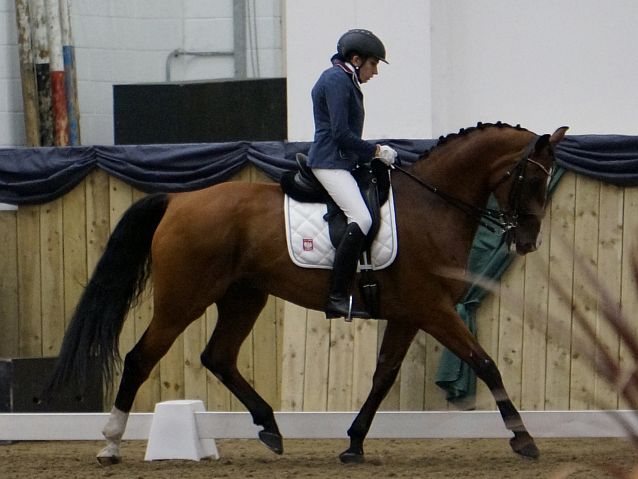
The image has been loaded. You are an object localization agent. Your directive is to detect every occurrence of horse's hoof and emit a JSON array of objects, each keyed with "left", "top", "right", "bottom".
[
  {"left": 258, "top": 430, "right": 283, "bottom": 455},
  {"left": 510, "top": 435, "right": 540, "bottom": 459},
  {"left": 96, "top": 455, "right": 121, "bottom": 466},
  {"left": 339, "top": 449, "right": 365, "bottom": 464}
]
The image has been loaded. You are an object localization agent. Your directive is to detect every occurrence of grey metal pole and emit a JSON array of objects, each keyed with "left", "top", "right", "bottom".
[{"left": 233, "top": 0, "right": 247, "bottom": 79}]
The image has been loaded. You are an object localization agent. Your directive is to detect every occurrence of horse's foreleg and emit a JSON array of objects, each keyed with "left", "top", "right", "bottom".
[
  {"left": 427, "top": 313, "right": 539, "bottom": 459},
  {"left": 341, "top": 321, "right": 417, "bottom": 464},
  {"left": 472, "top": 352, "right": 539, "bottom": 458},
  {"left": 200, "top": 284, "right": 283, "bottom": 454}
]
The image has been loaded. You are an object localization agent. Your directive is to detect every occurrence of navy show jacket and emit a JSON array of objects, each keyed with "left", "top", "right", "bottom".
[{"left": 307, "top": 59, "right": 377, "bottom": 170}]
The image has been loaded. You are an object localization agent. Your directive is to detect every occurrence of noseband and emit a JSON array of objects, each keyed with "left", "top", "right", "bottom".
[
  {"left": 394, "top": 137, "right": 553, "bottom": 238},
  {"left": 491, "top": 141, "right": 553, "bottom": 245}
]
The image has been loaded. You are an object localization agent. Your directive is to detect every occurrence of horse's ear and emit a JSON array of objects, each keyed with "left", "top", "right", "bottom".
[
  {"left": 534, "top": 134, "right": 551, "bottom": 151},
  {"left": 549, "top": 126, "right": 569, "bottom": 146}
]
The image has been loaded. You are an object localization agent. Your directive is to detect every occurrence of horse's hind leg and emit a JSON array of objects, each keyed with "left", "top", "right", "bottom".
[
  {"left": 200, "top": 283, "right": 283, "bottom": 454},
  {"left": 341, "top": 321, "right": 417, "bottom": 463},
  {"left": 97, "top": 317, "right": 191, "bottom": 465},
  {"left": 427, "top": 312, "right": 539, "bottom": 459}
]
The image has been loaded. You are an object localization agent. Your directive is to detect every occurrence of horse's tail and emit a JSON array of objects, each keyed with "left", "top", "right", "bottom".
[{"left": 47, "top": 192, "right": 169, "bottom": 394}]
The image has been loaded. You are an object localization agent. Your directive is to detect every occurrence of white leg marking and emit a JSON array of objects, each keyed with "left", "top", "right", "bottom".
[{"left": 97, "top": 407, "right": 129, "bottom": 463}]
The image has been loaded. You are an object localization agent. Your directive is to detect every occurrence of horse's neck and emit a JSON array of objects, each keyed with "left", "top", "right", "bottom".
[{"left": 414, "top": 130, "right": 534, "bottom": 208}]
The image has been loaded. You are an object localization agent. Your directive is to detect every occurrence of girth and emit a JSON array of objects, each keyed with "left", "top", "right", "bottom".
[{"left": 280, "top": 154, "right": 391, "bottom": 249}]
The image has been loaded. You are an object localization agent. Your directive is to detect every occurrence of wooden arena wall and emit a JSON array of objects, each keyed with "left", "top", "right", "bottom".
[{"left": 0, "top": 167, "right": 636, "bottom": 413}]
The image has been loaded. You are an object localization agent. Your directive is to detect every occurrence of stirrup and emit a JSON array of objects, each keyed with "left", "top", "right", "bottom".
[{"left": 325, "top": 294, "right": 370, "bottom": 322}]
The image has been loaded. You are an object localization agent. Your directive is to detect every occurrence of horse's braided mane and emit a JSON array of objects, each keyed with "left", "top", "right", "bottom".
[{"left": 419, "top": 121, "right": 529, "bottom": 161}]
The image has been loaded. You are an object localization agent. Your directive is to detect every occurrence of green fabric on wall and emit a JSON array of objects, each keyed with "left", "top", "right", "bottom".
[{"left": 435, "top": 168, "right": 565, "bottom": 404}]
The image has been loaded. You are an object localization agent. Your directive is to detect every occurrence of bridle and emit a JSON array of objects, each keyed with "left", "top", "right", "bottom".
[{"left": 393, "top": 137, "right": 553, "bottom": 238}]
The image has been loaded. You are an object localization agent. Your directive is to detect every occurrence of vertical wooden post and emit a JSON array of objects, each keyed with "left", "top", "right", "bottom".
[
  {"left": 29, "top": 0, "right": 54, "bottom": 146},
  {"left": 59, "top": 0, "right": 80, "bottom": 145},
  {"left": 14, "top": 0, "right": 40, "bottom": 146},
  {"left": 45, "top": 0, "right": 69, "bottom": 146}
]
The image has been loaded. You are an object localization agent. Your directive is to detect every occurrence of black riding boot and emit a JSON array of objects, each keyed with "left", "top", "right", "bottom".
[{"left": 325, "top": 223, "right": 370, "bottom": 319}]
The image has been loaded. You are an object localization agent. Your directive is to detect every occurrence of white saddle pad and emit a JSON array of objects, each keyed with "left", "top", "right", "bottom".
[{"left": 284, "top": 188, "right": 398, "bottom": 270}]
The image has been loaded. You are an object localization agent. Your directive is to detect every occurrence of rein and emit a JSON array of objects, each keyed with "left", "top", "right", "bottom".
[
  {"left": 393, "top": 139, "right": 551, "bottom": 235},
  {"left": 393, "top": 164, "right": 512, "bottom": 234}
]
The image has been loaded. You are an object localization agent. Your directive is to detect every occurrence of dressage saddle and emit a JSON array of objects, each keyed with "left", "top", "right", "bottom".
[{"left": 280, "top": 153, "right": 391, "bottom": 250}]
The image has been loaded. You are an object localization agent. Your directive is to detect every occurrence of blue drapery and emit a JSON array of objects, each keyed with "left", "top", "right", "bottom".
[
  {"left": 7, "top": 135, "right": 638, "bottom": 204},
  {"left": 1, "top": 134, "right": 637, "bottom": 401}
]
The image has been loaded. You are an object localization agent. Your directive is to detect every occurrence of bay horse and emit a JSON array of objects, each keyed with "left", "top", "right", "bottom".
[{"left": 49, "top": 122, "right": 568, "bottom": 465}]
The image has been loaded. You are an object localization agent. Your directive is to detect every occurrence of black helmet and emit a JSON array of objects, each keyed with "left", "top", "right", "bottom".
[{"left": 337, "top": 29, "right": 388, "bottom": 64}]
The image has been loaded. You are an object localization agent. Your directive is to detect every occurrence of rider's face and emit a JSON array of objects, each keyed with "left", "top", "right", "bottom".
[{"left": 353, "top": 56, "right": 379, "bottom": 83}]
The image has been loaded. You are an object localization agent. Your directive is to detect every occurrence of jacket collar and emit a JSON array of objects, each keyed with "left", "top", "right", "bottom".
[{"left": 331, "top": 58, "right": 362, "bottom": 91}]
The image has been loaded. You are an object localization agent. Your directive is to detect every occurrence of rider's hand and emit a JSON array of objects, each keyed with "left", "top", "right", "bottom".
[{"left": 375, "top": 145, "right": 397, "bottom": 166}]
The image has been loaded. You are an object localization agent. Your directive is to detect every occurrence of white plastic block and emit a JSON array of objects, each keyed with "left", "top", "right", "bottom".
[{"left": 144, "top": 400, "right": 219, "bottom": 461}]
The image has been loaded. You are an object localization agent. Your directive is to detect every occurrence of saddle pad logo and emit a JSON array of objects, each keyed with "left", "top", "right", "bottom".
[{"left": 303, "top": 238, "right": 313, "bottom": 251}]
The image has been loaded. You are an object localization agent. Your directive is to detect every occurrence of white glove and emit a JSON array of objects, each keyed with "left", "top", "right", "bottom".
[{"left": 376, "top": 145, "right": 397, "bottom": 166}]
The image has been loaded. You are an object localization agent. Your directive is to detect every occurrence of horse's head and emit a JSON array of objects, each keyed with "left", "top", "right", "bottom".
[{"left": 493, "top": 126, "right": 568, "bottom": 255}]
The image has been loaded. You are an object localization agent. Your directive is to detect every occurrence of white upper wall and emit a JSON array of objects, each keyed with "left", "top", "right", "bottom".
[
  {"left": 286, "top": 0, "right": 638, "bottom": 140},
  {"left": 285, "top": 0, "right": 432, "bottom": 141},
  {"left": 2, "top": 1, "right": 637, "bottom": 146},
  {"left": 0, "top": 0, "right": 284, "bottom": 146},
  {"left": 430, "top": 0, "right": 638, "bottom": 136}
]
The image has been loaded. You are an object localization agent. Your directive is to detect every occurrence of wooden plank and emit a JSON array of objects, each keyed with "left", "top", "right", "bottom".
[
  {"left": 497, "top": 256, "right": 525, "bottom": 408},
  {"left": 594, "top": 183, "right": 623, "bottom": 409},
  {"left": 182, "top": 315, "right": 208, "bottom": 403},
  {"left": 0, "top": 208, "right": 19, "bottom": 357},
  {"left": 475, "top": 291, "right": 500, "bottom": 410},
  {"left": 275, "top": 297, "right": 285, "bottom": 409},
  {"left": 205, "top": 305, "right": 231, "bottom": 411},
  {"left": 378, "top": 321, "right": 401, "bottom": 410},
  {"left": 280, "top": 301, "right": 307, "bottom": 411},
  {"left": 107, "top": 178, "right": 134, "bottom": 406},
  {"left": 128, "top": 189, "right": 160, "bottom": 412},
  {"left": 570, "top": 175, "right": 600, "bottom": 410},
  {"left": 252, "top": 295, "right": 279, "bottom": 409},
  {"left": 85, "top": 171, "right": 110, "bottom": 275},
  {"left": 230, "top": 320, "right": 254, "bottom": 412},
  {"left": 520, "top": 217, "right": 550, "bottom": 410},
  {"left": 425, "top": 333, "right": 450, "bottom": 411},
  {"left": 86, "top": 169, "right": 113, "bottom": 409},
  {"left": 250, "top": 165, "right": 274, "bottom": 184},
  {"left": 545, "top": 173, "right": 576, "bottom": 410},
  {"left": 61, "top": 180, "right": 86, "bottom": 328},
  {"left": 40, "top": 198, "right": 65, "bottom": 358},
  {"left": 351, "top": 318, "right": 379, "bottom": 410},
  {"left": 302, "top": 309, "right": 330, "bottom": 410},
  {"left": 619, "top": 187, "right": 638, "bottom": 409},
  {"left": 159, "top": 329, "right": 185, "bottom": 402},
  {"left": 326, "top": 320, "right": 354, "bottom": 410},
  {"left": 17, "top": 205, "right": 42, "bottom": 357},
  {"left": 399, "top": 329, "right": 425, "bottom": 410}
]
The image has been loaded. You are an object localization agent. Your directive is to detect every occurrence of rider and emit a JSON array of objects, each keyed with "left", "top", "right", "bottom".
[{"left": 308, "top": 29, "right": 397, "bottom": 319}]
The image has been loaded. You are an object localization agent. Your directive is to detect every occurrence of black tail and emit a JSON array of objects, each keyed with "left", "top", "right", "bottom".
[{"left": 47, "top": 193, "right": 169, "bottom": 394}]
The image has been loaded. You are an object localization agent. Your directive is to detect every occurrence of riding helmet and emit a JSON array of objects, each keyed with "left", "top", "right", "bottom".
[{"left": 337, "top": 29, "right": 388, "bottom": 64}]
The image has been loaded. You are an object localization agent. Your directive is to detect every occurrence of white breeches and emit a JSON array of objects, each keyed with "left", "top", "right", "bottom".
[{"left": 312, "top": 168, "right": 372, "bottom": 235}]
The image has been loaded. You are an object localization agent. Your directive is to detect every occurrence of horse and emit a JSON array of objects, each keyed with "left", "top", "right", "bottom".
[{"left": 48, "top": 122, "right": 568, "bottom": 465}]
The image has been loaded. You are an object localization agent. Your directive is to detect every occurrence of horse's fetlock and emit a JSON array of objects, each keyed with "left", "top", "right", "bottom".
[{"left": 253, "top": 406, "right": 276, "bottom": 429}]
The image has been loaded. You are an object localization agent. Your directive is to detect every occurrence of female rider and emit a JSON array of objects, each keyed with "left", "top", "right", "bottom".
[{"left": 308, "top": 29, "right": 397, "bottom": 319}]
